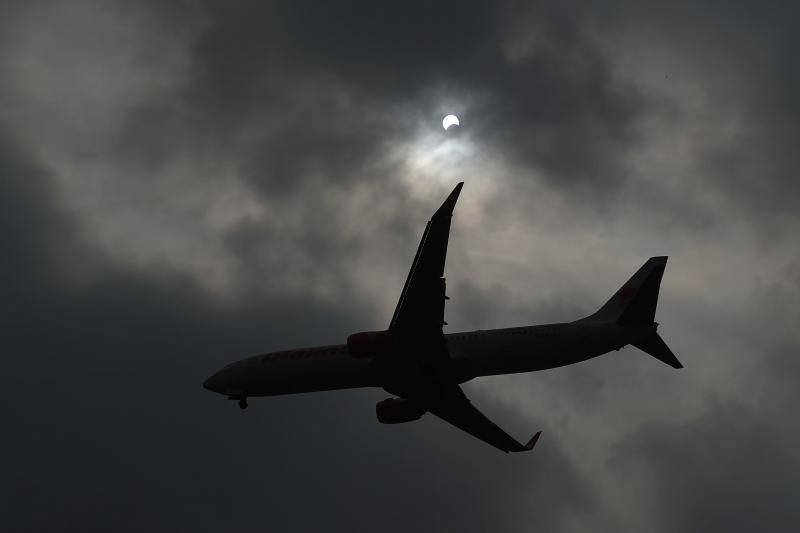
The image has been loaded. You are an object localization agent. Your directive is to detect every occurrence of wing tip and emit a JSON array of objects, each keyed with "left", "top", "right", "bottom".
[
  {"left": 434, "top": 182, "right": 464, "bottom": 218},
  {"left": 509, "top": 430, "right": 542, "bottom": 452},
  {"left": 524, "top": 430, "right": 542, "bottom": 451}
]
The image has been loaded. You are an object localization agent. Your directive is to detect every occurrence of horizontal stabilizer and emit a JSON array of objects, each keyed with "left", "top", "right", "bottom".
[{"left": 632, "top": 331, "right": 683, "bottom": 369}]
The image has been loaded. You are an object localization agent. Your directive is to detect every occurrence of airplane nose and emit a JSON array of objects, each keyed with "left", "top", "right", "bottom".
[{"left": 203, "top": 372, "right": 225, "bottom": 394}]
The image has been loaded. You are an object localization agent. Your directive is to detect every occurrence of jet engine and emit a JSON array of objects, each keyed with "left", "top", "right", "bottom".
[{"left": 375, "top": 397, "right": 426, "bottom": 424}]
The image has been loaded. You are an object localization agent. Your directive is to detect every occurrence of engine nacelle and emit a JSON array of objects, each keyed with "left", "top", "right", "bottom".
[{"left": 375, "top": 397, "right": 426, "bottom": 424}]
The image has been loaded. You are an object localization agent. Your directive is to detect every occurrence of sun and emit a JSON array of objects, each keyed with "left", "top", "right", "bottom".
[{"left": 442, "top": 114, "right": 460, "bottom": 130}]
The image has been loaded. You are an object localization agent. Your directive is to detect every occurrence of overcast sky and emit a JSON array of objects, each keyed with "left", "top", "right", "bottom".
[{"left": 2, "top": 1, "right": 799, "bottom": 531}]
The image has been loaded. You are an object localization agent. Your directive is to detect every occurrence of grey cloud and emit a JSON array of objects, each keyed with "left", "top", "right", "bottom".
[
  {"left": 0, "top": 107, "right": 599, "bottom": 533},
  {"left": 598, "top": 2, "right": 800, "bottom": 218},
  {"left": 615, "top": 402, "right": 800, "bottom": 533},
  {"left": 107, "top": 0, "right": 643, "bottom": 202},
  {"left": 2, "top": 0, "right": 800, "bottom": 532}
]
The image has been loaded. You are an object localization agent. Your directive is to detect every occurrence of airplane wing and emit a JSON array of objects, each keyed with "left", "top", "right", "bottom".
[
  {"left": 387, "top": 382, "right": 541, "bottom": 453},
  {"left": 389, "top": 182, "right": 463, "bottom": 334}
]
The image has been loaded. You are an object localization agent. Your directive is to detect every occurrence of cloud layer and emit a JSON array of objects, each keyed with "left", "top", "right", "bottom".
[{"left": 2, "top": 1, "right": 798, "bottom": 531}]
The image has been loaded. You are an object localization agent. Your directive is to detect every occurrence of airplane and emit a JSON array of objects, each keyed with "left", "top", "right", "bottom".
[{"left": 203, "top": 182, "right": 682, "bottom": 453}]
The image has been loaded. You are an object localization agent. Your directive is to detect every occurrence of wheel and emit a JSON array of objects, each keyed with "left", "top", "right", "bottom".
[{"left": 238, "top": 398, "right": 248, "bottom": 410}]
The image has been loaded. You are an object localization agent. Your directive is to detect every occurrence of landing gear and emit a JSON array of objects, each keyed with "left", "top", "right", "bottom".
[{"left": 227, "top": 394, "right": 249, "bottom": 410}]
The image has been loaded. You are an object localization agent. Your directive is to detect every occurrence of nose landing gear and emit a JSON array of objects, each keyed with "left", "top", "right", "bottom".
[{"left": 228, "top": 395, "right": 248, "bottom": 410}]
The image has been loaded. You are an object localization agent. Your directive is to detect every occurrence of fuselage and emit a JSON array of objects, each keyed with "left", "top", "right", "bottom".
[{"left": 202, "top": 321, "right": 654, "bottom": 399}]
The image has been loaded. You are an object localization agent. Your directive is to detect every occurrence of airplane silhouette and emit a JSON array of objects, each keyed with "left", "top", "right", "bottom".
[{"left": 204, "top": 183, "right": 682, "bottom": 452}]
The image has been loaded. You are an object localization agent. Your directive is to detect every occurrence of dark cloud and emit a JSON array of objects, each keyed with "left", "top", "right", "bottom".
[
  {"left": 616, "top": 402, "right": 800, "bottom": 533},
  {"left": 107, "top": 0, "right": 642, "bottom": 203},
  {"left": 595, "top": 1, "right": 800, "bottom": 218},
  {"left": 0, "top": 130, "right": 598, "bottom": 531},
  {"left": 2, "top": 0, "right": 800, "bottom": 532}
]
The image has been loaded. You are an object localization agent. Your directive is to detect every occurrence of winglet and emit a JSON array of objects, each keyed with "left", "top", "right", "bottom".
[
  {"left": 523, "top": 431, "right": 542, "bottom": 451},
  {"left": 508, "top": 430, "right": 542, "bottom": 453},
  {"left": 432, "top": 182, "right": 464, "bottom": 220}
]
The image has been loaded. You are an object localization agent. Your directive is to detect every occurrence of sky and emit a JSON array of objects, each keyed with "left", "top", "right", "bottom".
[{"left": 2, "top": 1, "right": 799, "bottom": 531}]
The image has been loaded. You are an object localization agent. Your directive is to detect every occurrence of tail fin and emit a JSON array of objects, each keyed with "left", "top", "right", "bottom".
[
  {"left": 582, "top": 256, "right": 683, "bottom": 369},
  {"left": 583, "top": 256, "right": 668, "bottom": 324}
]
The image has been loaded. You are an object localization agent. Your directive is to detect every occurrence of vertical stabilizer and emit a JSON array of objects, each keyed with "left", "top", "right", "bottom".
[{"left": 582, "top": 257, "right": 667, "bottom": 324}]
